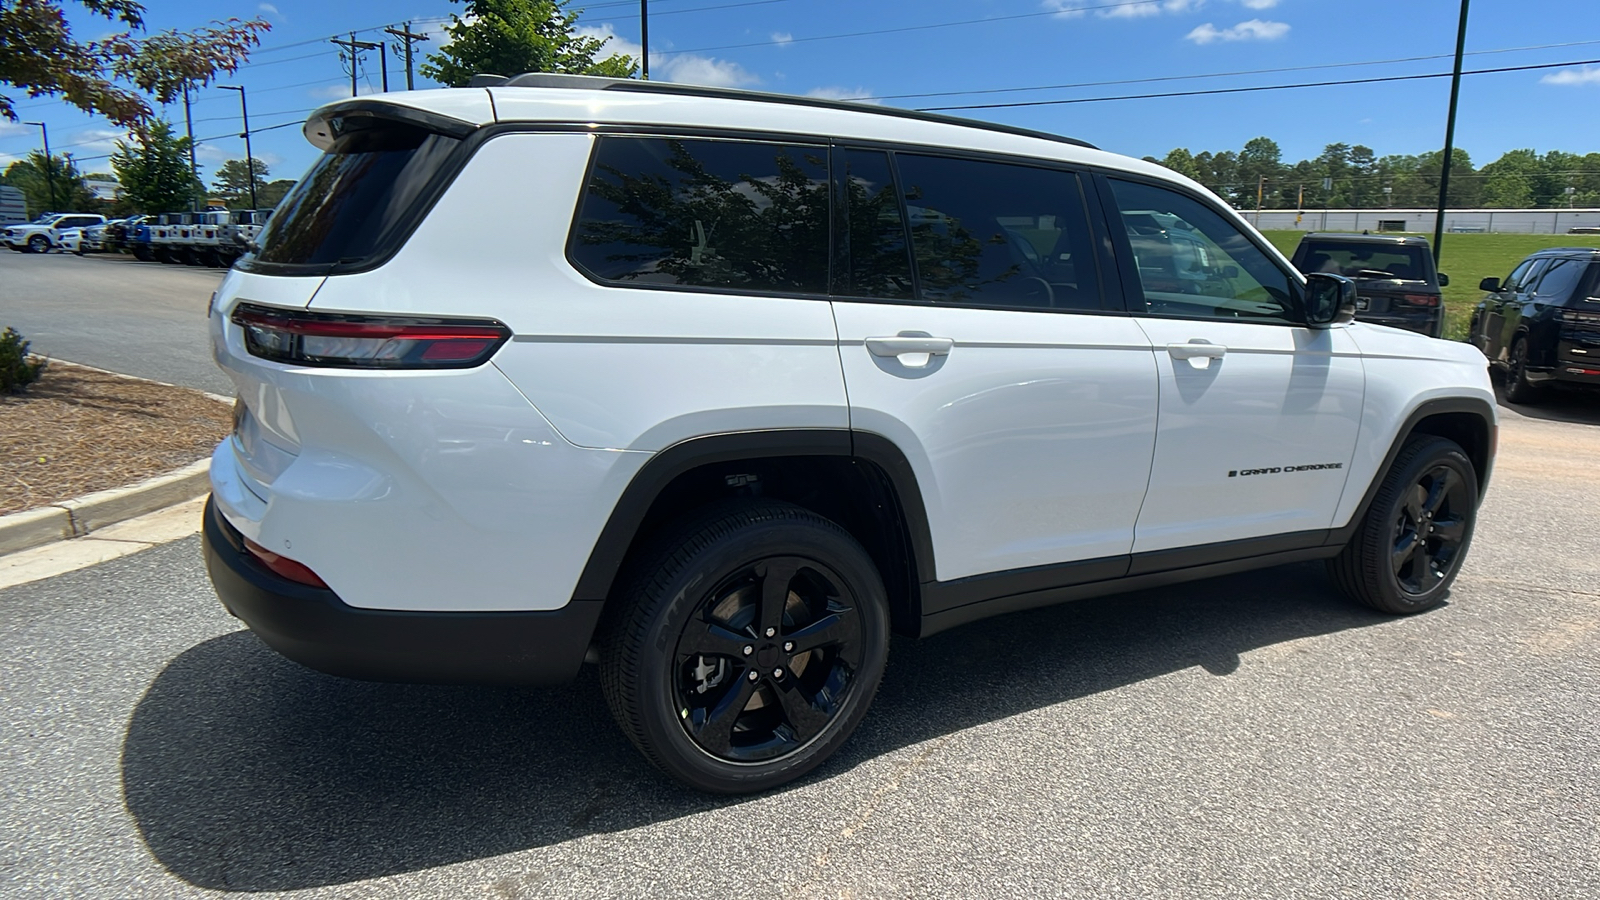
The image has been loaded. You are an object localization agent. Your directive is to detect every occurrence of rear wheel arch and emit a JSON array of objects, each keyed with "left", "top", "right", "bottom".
[{"left": 573, "top": 430, "right": 934, "bottom": 636}]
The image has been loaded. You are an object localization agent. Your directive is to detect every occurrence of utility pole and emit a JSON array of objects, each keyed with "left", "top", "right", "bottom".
[
  {"left": 384, "top": 22, "right": 430, "bottom": 90},
  {"left": 379, "top": 40, "right": 389, "bottom": 92},
  {"left": 23, "top": 121, "right": 55, "bottom": 212},
  {"left": 640, "top": 0, "right": 650, "bottom": 79},
  {"left": 218, "top": 85, "right": 257, "bottom": 210},
  {"left": 1432, "top": 0, "right": 1470, "bottom": 263},
  {"left": 1255, "top": 175, "right": 1266, "bottom": 225},
  {"left": 182, "top": 83, "right": 199, "bottom": 210},
  {"left": 331, "top": 33, "right": 382, "bottom": 96}
]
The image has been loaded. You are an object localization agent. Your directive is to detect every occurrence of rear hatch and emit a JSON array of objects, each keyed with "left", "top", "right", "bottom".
[{"left": 1295, "top": 238, "right": 1441, "bottom": 318}]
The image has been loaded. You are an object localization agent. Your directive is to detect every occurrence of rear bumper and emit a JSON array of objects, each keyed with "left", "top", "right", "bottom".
[
  {"left": 1354, "top": 310, "right": 1442, "bottom": 337},
  {"left": 202, "top": 497, "right": 603, "bottom": 685}
]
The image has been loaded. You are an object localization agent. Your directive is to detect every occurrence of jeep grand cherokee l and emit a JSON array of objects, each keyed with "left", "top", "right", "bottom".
[{"left": 203, "top": 75, "right": 1497, "bottom": 794}]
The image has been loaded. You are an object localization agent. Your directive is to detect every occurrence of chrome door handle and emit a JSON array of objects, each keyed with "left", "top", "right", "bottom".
[
  {"left": 865, "top": 335, "right": 955, "bottom": 358},
  {"left": 1166, "top": 340, "right": 1228, "bottom": 360}
]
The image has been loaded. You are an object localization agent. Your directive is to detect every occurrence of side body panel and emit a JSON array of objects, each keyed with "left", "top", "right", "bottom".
[
  {"left": 833, "top": 302, "right": 1160, "bottom": 581},
  {"left": 1129, "top": 318, "right": 1366, "bottom": 552}
]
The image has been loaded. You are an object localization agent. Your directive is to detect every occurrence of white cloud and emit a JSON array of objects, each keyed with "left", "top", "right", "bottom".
[
  {"left": 576, "top": 24, "right": 758, "bottom": 88},
  {"left": 1238, "top": 0, "right": 1278, "bottom": 8},
  {"left": 1541, "top": 66, "right": 1600, "bottom": 86},
  {"left": 308, "top": 82, "right": 378, "bottom": 101},
  {"left": 772, "top": 32, "right": 793, "bottom": 45},
  {"left": 805, "top": 86, "right": 881, "bottom": 104},
  {"left": 1185, "top": 18, "right": 1290, "bottom": 43},
  {"left": 1046, "top": 0, "right": 1201, "bottom": 18},
  {"left": 257, "top": 3, "right": 281, "bottom": 18}
]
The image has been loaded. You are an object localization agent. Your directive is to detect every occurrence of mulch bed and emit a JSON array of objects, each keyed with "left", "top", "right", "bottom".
[{"left": 0, "top": 363, "right": 231, "bottom": 516}]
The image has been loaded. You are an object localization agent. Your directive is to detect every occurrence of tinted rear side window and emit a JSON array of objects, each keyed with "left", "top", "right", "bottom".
[
  {"left": 252, "top": 119, "right": 460, "bottom": 269},
  {"left": 894, "top": 154, "right": 1102, "bottom": 310},
  {"left": 570, "top": 136, "right": 830, "bottom": 294}
]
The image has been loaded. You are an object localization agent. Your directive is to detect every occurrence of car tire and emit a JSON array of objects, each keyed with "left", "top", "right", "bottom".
[
  {"left": 27, "top": 235, "right": 49, "bottom": 253},
  {"left": 600, "top": 500, "right": 889, "bottom": 794},
  {"left": 1327, "top": 435, "right": 1479, "bottom": 615},
  {"left": 1503, "top": 337, "right": 1544, "bottom": 405}
]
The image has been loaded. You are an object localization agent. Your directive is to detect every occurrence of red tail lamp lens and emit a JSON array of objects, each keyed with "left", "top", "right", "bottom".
[
  {"left": 231, "top": 303, "right": 511, "bottom": 369},
  {"left": 1403, "top": 294, "right": 1440, "bottom": 307},
  {"left": 243, "top": 538, "right": 329, "bottom": 589}
]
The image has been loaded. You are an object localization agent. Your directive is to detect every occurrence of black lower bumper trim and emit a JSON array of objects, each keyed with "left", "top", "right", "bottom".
[{"left": 201, "top": 498, "right": 603, "bottom": 685}]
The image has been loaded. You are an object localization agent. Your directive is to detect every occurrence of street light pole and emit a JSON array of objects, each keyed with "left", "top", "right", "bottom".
[
  {"left": 640, "top": 0, "right": 650, "bottom": 79},
  {"left": 218, "top": 85, "right": 257, "bottom": 210},
  {"left": 23, "top": 121, "right": 55, "bottom": 213},
  {"left": 1432, "top": 0, "right": 1470, "bottom": 263}
]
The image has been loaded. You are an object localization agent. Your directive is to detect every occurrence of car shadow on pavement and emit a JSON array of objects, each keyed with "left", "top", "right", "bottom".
[
  {"left": 121, "top": 562, "right": 1397, "bottom": 892},
  {"left": 1494, "top": 382, "right": 1600, "bottom": 426}
]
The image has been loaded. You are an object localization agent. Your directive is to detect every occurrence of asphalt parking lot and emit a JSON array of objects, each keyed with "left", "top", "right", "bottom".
[{"left": 1, "top": 250, "right": 1597, "bottom": 898}]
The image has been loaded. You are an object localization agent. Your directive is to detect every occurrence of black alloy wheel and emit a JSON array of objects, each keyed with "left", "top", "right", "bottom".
[
  {"left": 1328, "top": 435, "right": 1479, "bottom": 614},
  {"left": 27, "top": 234, "right": 48, "bottom": 253},
  {"left": 673, "top": 556, "right": 863, "bottom": 763},
  {"left": 1389, "top": 462, "right": 1471, "bottom": 596},
  {"left": 1504, "top": 338, "right": 1544, "bottom": 405},
  {"left": 601, "top": 501, "right": 888, "bottom": 794}
]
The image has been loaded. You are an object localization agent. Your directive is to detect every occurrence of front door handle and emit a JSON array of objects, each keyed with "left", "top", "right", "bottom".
[
  {"left": 865, "top": 335, "right": 955, "bottom": 358},
  {"left": 1166, "top": 340, "right": 1228, "bottom": 360}
]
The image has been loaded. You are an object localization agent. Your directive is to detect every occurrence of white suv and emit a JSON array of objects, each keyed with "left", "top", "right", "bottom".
[
  {"left": 203, "top": 75, "right": 1497, "bottom": 794},
  {"left": 3, "top": 212, "right": 105, "bottom": 252}
]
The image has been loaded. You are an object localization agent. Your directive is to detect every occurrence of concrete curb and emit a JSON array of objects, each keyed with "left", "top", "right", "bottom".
[
  {"left": 0, "top": 458, "right": 212, "bottom": 555},
  {"left": 0, "top": 359, "right": 228, "bottom": 557}
]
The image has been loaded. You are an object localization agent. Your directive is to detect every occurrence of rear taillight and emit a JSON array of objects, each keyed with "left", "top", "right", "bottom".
[
  {"left": 1557, "top": 308, "right": 1600, "bottom": 325},
  {"left": 243, "top": 538, "right": 329, "bottom": 588},
  {"left": 231, "top": 302, "right": 511, "bottom": 369},
  {"left": 1402, "top": 294, "right": 1440, "bottom": 307}
]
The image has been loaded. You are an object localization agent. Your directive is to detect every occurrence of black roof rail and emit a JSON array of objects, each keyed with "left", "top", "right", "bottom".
[{"left": 485, "top": 72, "right": 1099, "bottom": 151}]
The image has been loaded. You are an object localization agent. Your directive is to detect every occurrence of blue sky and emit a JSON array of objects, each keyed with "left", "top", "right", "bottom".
[{"left": 3, "top": 0, "right": 1598, "bottom": 187}]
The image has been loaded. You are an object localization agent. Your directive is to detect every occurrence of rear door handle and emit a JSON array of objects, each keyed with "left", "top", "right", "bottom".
[
  {"left": 866, "top": 335, "right": 955, "bottom": 358},
  {"left": 1166, "top": 340, "right": 1228, "bottom": 360}
]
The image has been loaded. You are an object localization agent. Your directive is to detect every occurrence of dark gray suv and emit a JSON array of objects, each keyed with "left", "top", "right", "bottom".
[{"left": 1290, "top": 233, "right": 1448, "bottom": 337}]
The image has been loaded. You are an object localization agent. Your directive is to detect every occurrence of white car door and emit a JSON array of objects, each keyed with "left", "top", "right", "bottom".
[
  {"left": 1101, "top": 177, "right": 1365, "bottom": 559},
  {"left": 832, "top": 150, "right": 1159, "bottom": 590}
]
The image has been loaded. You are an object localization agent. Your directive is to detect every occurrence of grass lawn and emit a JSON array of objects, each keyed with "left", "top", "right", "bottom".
[{"left": 1260, "top": 230, "right": 1600, "bottom": 341}]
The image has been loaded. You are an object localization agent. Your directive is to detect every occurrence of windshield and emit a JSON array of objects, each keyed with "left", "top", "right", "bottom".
[
  {"left": 1299, "top": 241, "right": 1431, "bottom": 281},
  {"left": 250, "top": 117, "right": 461, "bottom": 270}
]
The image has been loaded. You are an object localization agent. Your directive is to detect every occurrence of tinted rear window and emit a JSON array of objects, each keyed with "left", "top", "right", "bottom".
[
  {"left": 1298, "top": 241, "right": 1431, "bottom": 281},
  {"left": 252, "top": 119, "right": 460, "bottom": 269},
  {"left": 569, "top": 136, "right": 830, "bottom": 294}
]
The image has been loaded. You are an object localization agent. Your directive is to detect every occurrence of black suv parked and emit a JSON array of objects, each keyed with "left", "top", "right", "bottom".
[
  {"left": 1290, "top": 233, "right": 1448, "bottom": 337},
  {"left": 1468, "top": 247, "right": 1600, "bottom": 403}
]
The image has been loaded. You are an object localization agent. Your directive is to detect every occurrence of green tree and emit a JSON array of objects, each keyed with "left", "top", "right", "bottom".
[
  {"left": 211, "top": 157, "right": 267, "bottom": 203},
  {"left": 1, "top": 151, "right": 96, "bottom": 215},
  {"left": 1159, "top": 148, "right": 1203, "bottom": 181},
  {"left": 250, "top": 178, "right": 295, "bottom": 210},
  {"left": 421, "top": 0, "right": 637, "bottom": 87},
  {"left": 110, "top": 119, "right": 200, "bottom": 213},
  {"left": 1, "top": 2, "right": 269, "bottom": 129},
  {"left": 1236, "top": 137, "right": 1284, "bottom": 210}
]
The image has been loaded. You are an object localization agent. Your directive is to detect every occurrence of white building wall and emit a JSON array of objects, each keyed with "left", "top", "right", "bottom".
[{"left": 1248, "top": 208, "right": 1600, "bottom": 234}]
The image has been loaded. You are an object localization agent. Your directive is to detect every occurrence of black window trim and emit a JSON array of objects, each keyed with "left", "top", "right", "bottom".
[{"left": 1093, "top": 170, "right": 1311, "bottom": 328}]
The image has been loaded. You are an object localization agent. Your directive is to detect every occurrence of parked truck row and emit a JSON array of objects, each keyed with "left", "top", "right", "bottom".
[{"left": 2, "top": 208, "right": 269, "bottom": 268}]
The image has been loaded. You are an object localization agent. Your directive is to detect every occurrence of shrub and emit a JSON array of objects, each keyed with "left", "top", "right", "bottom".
[{"left": 0, "top": 327, "right": 48, "bottom": 394}]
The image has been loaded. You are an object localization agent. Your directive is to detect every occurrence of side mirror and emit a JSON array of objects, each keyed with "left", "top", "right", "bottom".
[
  {"left": 1305, "top": 272, "right": 1357, "bottom": 328},
  {"left": 1220, "top": 265, "right": 1239, "bottom": 279},
  {"left": 1437, "top": 272, "right": 1450, "bottom": 287},
  {"left": 1479, "top": 276, "right": 1500, "bottom": 292}
]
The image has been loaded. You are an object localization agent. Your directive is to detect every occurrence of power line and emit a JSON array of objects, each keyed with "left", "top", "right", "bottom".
[
  {"left": 917, "top": 57, "right": 1600, "bottom": 111},
  {"left": 858, "top": 38, "right": 1600, "bottom": 102}
]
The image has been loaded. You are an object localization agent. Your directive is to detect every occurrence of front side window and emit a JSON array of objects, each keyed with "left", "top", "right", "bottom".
[
  {"left": 895, "top": 154, "right": 1102, "bottom": 310},
  {"left": 1108, "top": 179, "right": 1297, "bottom": 323},
  {"left": 570, "top": 136, "right": 830, "bottom": 294},
  {"left": 1502, "top": 259, "right": 1537, "bottom": 291}
]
